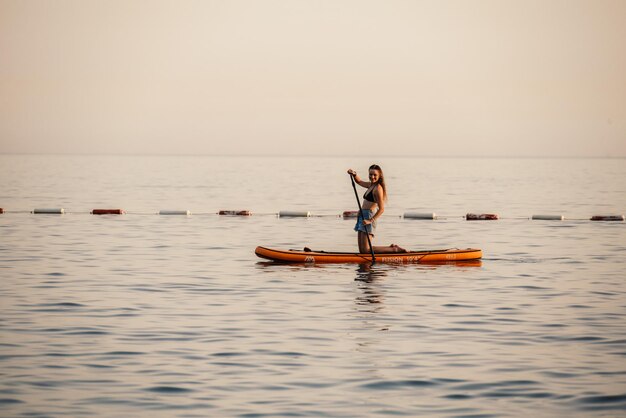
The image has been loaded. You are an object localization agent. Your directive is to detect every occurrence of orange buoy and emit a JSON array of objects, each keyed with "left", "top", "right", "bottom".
[
  {"left": 590, "top": 215, "right": 624, "bottom": 221},
  {"left": 466, "top": 213, "right": 498, "bottom": 221},
  {"left": 92, "top": 209, "right": 124, "bottom": 215},
  {"left": 219, "top": 210, "right": 251, "bottom": 216},
  {"left": 342, "top": 210, "right": 359, "bottom": 218}
]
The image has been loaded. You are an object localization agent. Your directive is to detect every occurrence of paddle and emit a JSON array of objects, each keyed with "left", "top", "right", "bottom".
[{"left": 349, "top": 173, "right": 376, "bottom": 264}]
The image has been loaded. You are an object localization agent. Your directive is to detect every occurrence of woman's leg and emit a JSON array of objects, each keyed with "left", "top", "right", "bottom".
[
  {"left": 371, "top": 244, "right": 407, "bottom": 253},
  {"left": 358, "top": 232, "right": 406, "bottom": 254},
  {"left": 358, "top": 232, "right": 371, "bottom": 253}
]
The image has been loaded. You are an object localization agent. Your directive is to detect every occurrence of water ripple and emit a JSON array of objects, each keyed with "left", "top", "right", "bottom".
[
  {"left": 145, "top": 386, "right": 194, "bottom": 394},
  {"left": 359, "top": 379, "right": 440, "bottom": 390},
  {"left": 576, "top": 393, "right": 626, "bottom": 411}
]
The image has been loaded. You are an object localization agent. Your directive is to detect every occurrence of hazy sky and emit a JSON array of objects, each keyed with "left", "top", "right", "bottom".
[{"left": 1, "top": 0, "right": 624, "bottom": 156}]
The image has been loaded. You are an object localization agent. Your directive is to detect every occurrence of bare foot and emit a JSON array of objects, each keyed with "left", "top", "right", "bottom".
[{"left": 390, "top": 244, "right": 407, "bottom": 253}]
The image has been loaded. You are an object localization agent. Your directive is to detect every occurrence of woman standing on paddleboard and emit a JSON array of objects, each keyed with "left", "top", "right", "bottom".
[{"left": 347, "top": 165, "right": 406, "bottom": 254}]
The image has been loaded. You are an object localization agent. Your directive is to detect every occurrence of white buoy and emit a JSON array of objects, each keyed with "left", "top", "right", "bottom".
[
  {"left": 159, "top": 210, "right": 191, "bottom": 215},
  {"left": 279, "top": 210, "right": 311, "bottom": 217},
  {"left": 532, "top": 215, "right": 564, "bottom": 221},
  {"left": 33, "top": 208, "right": 65, "bottom": 214},
  {"left": 404, "top": 212, "right": 437, "bottom": 220}
]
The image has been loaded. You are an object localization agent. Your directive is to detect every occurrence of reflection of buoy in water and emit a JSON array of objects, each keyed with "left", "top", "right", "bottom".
[
  {"left": 590, "top": 215, "right": 624, "bottom": 221},
  {"left": 92, "top": 209, "right": 124, "bottom": 215},
  {"left": 279, "top": 211, "right": 311, "bottom": 217},
  {"left": 342, "top": 210, "right": 359, "bottom": 218},
  {"left": 466, "top": 213, "right": 498, "bottom": 220},
  {"left": 219, "top": 210, "right": 251, "bottom": 216},
  {"left": 404, "top": 212, "right": 437, "bottom": 220},
  {"left": 531, "top": 214, "right": 564, "bottom": 221}
]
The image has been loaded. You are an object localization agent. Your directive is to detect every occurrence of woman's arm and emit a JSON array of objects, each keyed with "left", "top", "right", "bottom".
[{"left": 347, "top": 169, "right": 370, "bottom": 188}]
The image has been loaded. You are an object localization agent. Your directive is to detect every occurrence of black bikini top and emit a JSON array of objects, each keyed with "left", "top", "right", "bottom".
[{"left": 363, "top": 187, "right": 376, "bottom": 203}]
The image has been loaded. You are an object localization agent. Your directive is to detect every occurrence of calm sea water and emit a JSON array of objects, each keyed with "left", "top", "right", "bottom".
[{"left": 1, "top": 155, "right": 625, "bottom": 417}]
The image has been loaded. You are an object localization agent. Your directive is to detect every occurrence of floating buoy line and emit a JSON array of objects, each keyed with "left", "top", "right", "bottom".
[{"left": 0, "top": 207, "right": 623, "bottom": 222}]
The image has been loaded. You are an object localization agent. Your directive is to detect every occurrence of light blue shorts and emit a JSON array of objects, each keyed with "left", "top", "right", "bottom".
[{"left": 354, "top": 209, "right": 376, "bottom": 235}]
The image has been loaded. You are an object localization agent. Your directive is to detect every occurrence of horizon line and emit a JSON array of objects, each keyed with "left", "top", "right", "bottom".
[{"left": 0, "top": 152, "right": 625, "bottom": 159}]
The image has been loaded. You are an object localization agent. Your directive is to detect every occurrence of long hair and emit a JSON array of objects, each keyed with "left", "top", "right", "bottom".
[{"left": 369, "top": 164, "right": 387, "bottom": 201}]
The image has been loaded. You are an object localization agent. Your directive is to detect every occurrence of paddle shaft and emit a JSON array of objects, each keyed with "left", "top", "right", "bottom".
[{"left": 350, "top": 174, "right": 376, "bottom": 263}]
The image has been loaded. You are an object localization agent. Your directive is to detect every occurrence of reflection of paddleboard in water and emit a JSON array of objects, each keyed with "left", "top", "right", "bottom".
[{"left": 254, "top": 246, "right": 482, "bottom": 264}]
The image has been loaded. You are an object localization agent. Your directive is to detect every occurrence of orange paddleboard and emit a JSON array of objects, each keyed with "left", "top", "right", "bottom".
[{"left": 255, "top": 246, "right": 482, "bottom": 264}]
